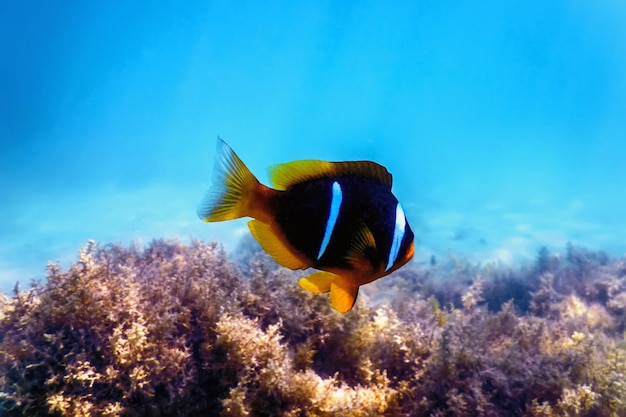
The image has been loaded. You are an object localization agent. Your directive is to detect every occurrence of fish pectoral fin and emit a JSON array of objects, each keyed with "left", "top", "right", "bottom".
[
  {"left": 248, "top": 220, "right": 309, "bottom": 270},
  {"left": 299, "top": 271, "right": 335, "bottom": 293},
  {"left": 330, "top": 281, "right": 360, "bottom": 313},
  {"left": 345, "top": 221, "right": 378, "bottom": 269}
]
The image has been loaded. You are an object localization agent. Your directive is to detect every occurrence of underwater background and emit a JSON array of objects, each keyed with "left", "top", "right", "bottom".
[
  {"left": 2, "top": 1, "right": 626, "bottom": 292},
  {"left": 3, "top": 2, "right": 626, "bottom": 416}
]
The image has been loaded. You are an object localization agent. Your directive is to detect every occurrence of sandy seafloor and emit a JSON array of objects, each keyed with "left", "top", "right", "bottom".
[{"left": 2, "top": 181, "right": 625, "bottom": 294}]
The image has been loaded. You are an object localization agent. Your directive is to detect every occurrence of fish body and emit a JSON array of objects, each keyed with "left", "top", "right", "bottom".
[{"left": 198, "top": 138, "right": 414, "bottom": 312}]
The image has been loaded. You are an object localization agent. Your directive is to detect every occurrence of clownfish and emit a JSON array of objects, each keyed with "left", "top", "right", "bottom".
[{"left": 198, "top": 138, "right": 414, "bottom": 312}]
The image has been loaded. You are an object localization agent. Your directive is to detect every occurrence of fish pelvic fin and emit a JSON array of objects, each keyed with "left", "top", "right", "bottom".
[
  {"left": 248, "top": 220, "right": 309, "bottom": 270},
  {"left": 198, "top": 138, "right": 273, "bottom": 223},
  {"left": 300, "top": 272, "right": 359, "bottom": 312},
  {"left": 299, "top": 271, "right": 335, "bottom": 293},
  {"left": 330, "top": 281, "right": 359, "bottom": 313}
]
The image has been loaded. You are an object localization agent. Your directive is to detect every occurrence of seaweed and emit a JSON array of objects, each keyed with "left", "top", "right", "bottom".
[{"left": 2, "top": 240, "right": 626, "bottom": 416}]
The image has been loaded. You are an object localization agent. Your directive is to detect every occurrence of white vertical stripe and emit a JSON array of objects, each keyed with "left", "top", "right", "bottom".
[
  {"left": 317, "top": 181, "right": 342, "bottom": 260},
  {"left": 386, "top": 203, "right": 406, "bottom": 271}
]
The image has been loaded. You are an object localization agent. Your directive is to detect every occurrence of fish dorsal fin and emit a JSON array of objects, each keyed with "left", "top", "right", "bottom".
[
  {"left": 299, "top": 271, "right": 335, "bottom": 294},
  {"left": 330, "top": 281, "right": 359, "bottom": 312},
  {"left": 345, "top": 221, "right": 378, "bottom": 269},
  {"left": 269, "top": 160, "right": 392, "bottom": 191},
  {"left": 248, "top": 220, "right": 309, "bottom": 270}
]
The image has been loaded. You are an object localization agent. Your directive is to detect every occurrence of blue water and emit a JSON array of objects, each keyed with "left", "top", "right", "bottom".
[{"left": 2, "top": 1, "right": 626, "bottom": 292}]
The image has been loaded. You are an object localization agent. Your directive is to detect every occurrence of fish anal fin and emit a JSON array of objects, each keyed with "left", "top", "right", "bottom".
[
  {"left": 330, "top": 281, "right": 359, "bottom": 313},
  {"left": 269, "top": 160, "right": 392, "bottom": 191},
  {"left": 298, "top": 271, "right": 335, "bottom": 294},
  {"left": 248, "top": 220, "right": 309, "bottom": 270}
]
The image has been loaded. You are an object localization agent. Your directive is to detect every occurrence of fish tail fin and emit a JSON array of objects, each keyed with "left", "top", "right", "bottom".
[{"left": 198, "top": 138, "right": 272, "bottom": 222}]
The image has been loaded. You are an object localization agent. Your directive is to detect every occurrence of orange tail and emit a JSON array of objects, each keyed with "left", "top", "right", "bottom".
[{"left": 197, "top": 138, "right": 273, "bottom": 224}]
